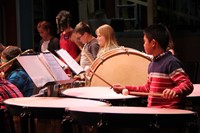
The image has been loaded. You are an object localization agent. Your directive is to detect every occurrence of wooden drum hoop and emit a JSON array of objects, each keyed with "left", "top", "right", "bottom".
[{"left": 89, "top": 47, "right": 152, "bottom": 87}]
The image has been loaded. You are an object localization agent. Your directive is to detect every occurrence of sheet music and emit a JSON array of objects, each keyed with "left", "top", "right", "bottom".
[
  {"left": 56, "top": 49, "right": 84, "bottom": 75},
  {"left": 43, "top": 50, "right": 68, "bottom": 69},
  {"left": 38, "top": 53, "right": 70, "bottom": 81},
  {"left": 17, "top": 55, "right": 55, "bottom": 88},
  {"left": 53, "top": 54, "right": 68, "bottom": 70},
  {"left": 17, "top": 53, "right": 72, "bottom": 88}
]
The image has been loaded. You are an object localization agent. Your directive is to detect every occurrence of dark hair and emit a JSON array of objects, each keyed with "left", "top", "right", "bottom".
[
  {"left": 2, "top": 46, "right": 22, "bottom": 61},
  {"left": 56, "top": 10, "right": 71, "bottom": 33},
  {"left": 144, "top": 24, "right": 170, "bottom": 50},
  {"left": 74, "top": 21, "right": 91, "bottom": 35},
  {"left": 37, "top": 21, "right": 54, "bottom": 35},
  {"left": 1, "top": 46, "right": 22, "bottom": 78}
]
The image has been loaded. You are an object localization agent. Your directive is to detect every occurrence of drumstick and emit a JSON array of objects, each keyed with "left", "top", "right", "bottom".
[
  {"left": 122, "top": 89, "right": 163, "bottom": 97},
  {"left": 88, "top": 68, "right": 167, "bottom": 98},
  {"left": 122, "top": 89, "right": 178, "bottom": 97},
  {"left": 89, "top": 69, "right": 113, "bottom": 87}
]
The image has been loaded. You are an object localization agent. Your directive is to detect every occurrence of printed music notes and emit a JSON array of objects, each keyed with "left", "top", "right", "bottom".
[
  {"left": 56, "top": 49, "right": 84, "bottom": 75},
  {"left": 17, "top": 52, "right": 73, "bottom": 88}
]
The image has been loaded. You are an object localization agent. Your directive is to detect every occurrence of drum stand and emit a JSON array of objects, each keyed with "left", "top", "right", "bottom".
[
  {"left": 33, "top": 83, "right": 71, "bottom": 97},
  {"left": 62, "top": 115, "right": 74, "bottom": 133},
  {"left": 0, "top": 108, "right": 14, "bottom": 133},
  {"left": 47, "top": 84, "right": 59, "bottom": 97}
]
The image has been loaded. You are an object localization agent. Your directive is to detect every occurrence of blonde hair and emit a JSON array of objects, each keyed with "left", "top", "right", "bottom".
[{"left": 96, "top": 24, "right": 118, "bottom": 49}]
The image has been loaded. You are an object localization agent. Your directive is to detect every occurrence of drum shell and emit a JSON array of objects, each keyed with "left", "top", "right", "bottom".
[
  {"left": 4, "top": 104, "right": 66, "bottom": 119},
  {"left": 186, "top": 84, "right": 200, "bottom": 131},
  {"left": 0, "top": 108, "right": 15, "bottom": 133},
  {"left": 4, "top": 97, "right": 109, "bottom": 133},
  {"left": 68, "top": 106, "right": 198, "bottom": 133}
]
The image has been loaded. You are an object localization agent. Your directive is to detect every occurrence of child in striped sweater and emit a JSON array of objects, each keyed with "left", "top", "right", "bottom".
[{"left": 113, "top": 24, "right": 193, "bottom": 109}]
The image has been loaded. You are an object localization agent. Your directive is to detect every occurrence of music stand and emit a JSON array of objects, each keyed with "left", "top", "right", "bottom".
[
  {"left": 56, "top": 49, "right": 85, "bottom": 75},
  {"left": 17, "top": 52, "right": 75, "bottom": 96}
]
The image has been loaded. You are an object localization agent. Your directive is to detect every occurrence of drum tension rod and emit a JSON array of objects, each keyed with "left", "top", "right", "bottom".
[
  {"left": 99, "top": 56, "right": 105, "bottom": 64},
  {"left": 124, "top": 48, "right": 130, "bottom": 55},
  {"left": 20, "top": 112, "right": 31, "bottom": 118}
]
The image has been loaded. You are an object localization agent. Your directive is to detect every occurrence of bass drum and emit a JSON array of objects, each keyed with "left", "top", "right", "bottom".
[{"left": 89, "top": 47, "right": 152, "bottom": 86}]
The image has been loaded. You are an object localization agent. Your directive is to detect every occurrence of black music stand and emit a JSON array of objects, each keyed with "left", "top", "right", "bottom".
[{"left": 17, "top": 52, "right": 75, "bottom": 96}]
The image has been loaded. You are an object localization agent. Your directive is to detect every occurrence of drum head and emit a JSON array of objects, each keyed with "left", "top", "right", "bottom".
[
  {"left": 4, "top": 97, "right": 109, "bottom": 118},
  {"left": 61, "top": 86, "right": 137, "bottom": 100},
  {"left": 61, "top": 87, "right": 141, "bottom": 106},
  {"left": 90, "top": 47, "right": 151, "bottom": 86}
]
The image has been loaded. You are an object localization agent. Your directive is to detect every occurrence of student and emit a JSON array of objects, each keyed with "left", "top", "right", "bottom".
[
  {"left": 112, "top": 24, "right": 193, "bottom": 109},
  {"left": 37, "top": 20, "right": 60, "bottom": 57},
  {"left": 84, "top": 24, "right": 119, "bottom": 79},
  {"left": 56, "top": 10, "right": 81, "bottom": 75},
  {"left": 74, "top": 21, "right": 99, "bottom": 69},
  {"left": 95, "top": 24, "right": 119, "bottom": 57},
  {"left": 1, "top": 46, "right": 35, "bottom": 97},
  {"left": 0, "top": 77, "right": 23, "bottom": 132},
  {"left": 0, "top": 78, "right": 23, "bottom": 108}
]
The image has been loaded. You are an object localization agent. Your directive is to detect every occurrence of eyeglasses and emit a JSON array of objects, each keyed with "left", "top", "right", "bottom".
[{"left": 77, "top": 34, "right": 84, "bottom": 41}]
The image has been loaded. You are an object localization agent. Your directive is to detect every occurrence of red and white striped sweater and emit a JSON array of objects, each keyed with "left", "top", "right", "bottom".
[{"left": 126, "top": 52, "right": 193, "bottom": 108}]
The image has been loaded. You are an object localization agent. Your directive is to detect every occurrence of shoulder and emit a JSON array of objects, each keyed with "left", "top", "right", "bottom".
[
  {"left": 163, "top": 53, "right": 184, "bottom": 73},
  {"left": 166, "top": 53, "right": 182, "bottom": 66},
  {"left": 9, "top": 69, "right": 27, "bottom": 78},
  {"left": 89, "top": 39, "right": 99, "bottom": 46},
  {"left": 50, "top": 37, "right": 59, "bottom": 42},
  {"left": 108, "top": 44, "right": 118, "bottom": 50},
  {"left": 49, "top": 37, "right": 60, "bottom": 46},
  {"left": 0, "top": 78, "right": 18, "bottom": 89},
  {"left": 40, "top": 39, "right": 44, "bottom": 44}
]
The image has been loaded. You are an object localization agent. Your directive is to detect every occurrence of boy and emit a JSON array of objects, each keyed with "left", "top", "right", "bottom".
[
  {"left": 113, "top": 24, "right": 193, "bottom": 109},
  {"left": 74, "top": 21, "right": 99, "bottom": 69}
]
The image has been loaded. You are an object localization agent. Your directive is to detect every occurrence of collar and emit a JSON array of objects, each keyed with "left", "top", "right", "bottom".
[{"left": 153, "top": 51, "right": 168, "bottom": 61}]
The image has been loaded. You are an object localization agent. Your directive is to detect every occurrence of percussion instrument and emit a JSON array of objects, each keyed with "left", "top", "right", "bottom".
[
  {"left": 4, "top": 97, "right": 109, "bottom": 133},
  {"left": 89, "top": 47, "right": 151, "bottom": 86},
  {"left": 68, "top": 106, "right": 198, "bottom": 133},
  {"left": 186, "top": 84, "right": 200, "bottom": 129},
  {"left": 186, "top": 84, "right": 200, "bottom": 110},
  {"left": 187, "top": 84, "right": 200, "bottom": 98},
  {"left": 0, "top": 108, "right": 9, "bottom": 133},
  {"left": 61, "top": 86, "right": 142, "bottom": 106}
]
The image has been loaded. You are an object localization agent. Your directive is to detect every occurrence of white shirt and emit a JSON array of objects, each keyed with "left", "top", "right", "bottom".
[{"left": 41, "top": 40, "right": 50, "bottom": 52}]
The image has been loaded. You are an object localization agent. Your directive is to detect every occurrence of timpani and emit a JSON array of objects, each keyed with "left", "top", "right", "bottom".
[
  {"left": 187, "top": 84, "right": 200, "bottom": 111},
  {"left": 61, "top": 86, "right": 143, "bottom": 106},
  {"left": 187, "top": 84, "right": 200, "bottom": 99},
  {"left": 4, "top": 97, "right": 109, "bottom": 133},
  {"left": 68, "top": 106, "right": 198, "bottom": 133},
  {"left": 187, "top": 84, "right": 200, "bottom": 130},
  {"left": 0, "top": 108, "right": 15, "bottom": 133}
]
